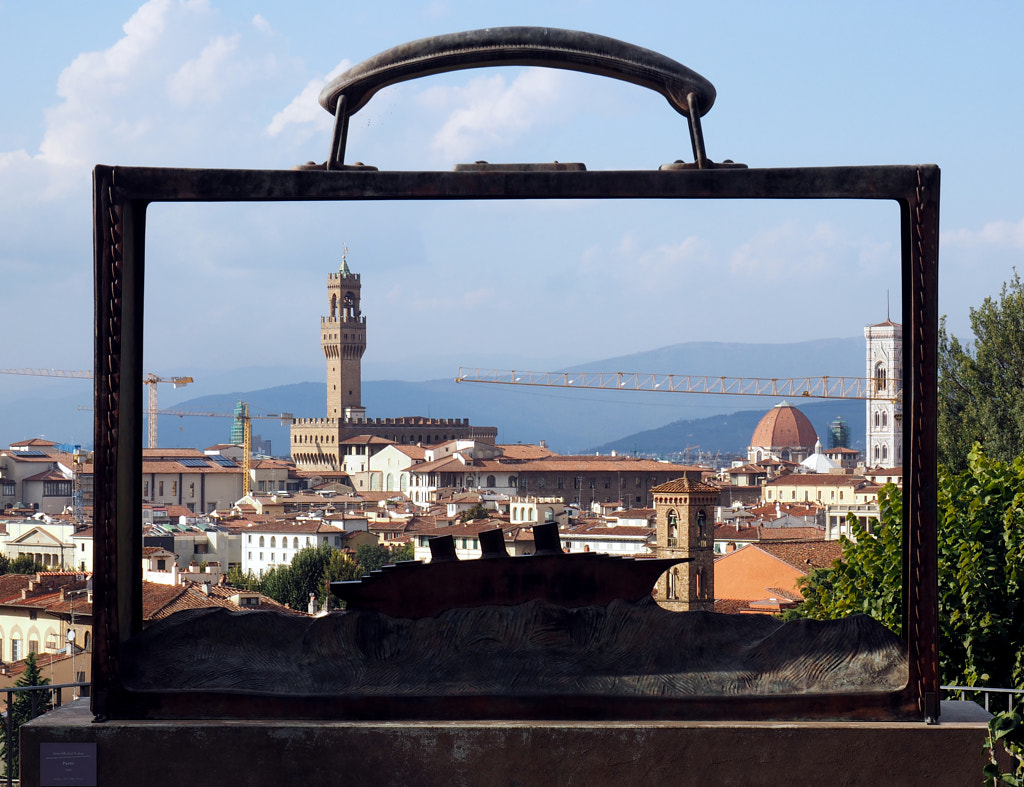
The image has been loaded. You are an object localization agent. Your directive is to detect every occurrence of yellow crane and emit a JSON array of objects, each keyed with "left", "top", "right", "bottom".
[
  {"left": 162, "top": 404, "right": 294, "bottom": 497},
  {"left": 454, "top": 368, "right": 901, "bottom": 401},
  {"left": 143, "top": 374, "right": 194, "bottom": 449},
  {"left": 1, "top": 368, "right": 192, "bottom": 449}
]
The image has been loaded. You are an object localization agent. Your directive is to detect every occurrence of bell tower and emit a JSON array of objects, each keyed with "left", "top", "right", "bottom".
[
  {"left": 865, "top": 319, "right": 902, "bottom": 467},
  {"left": 322, "top": 251, "right": 366, "bottom": 422},
  {"left": 652, "top": 478, "right": 718, "bottom": 612}
]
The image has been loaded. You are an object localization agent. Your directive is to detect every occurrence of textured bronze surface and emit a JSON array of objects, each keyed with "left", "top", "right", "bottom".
[
  {"left": 333, "top": 525, "right": 690, "bottom": 618},
  {"left": 91, "top": 28, "right": 940, "bottom": 723}
]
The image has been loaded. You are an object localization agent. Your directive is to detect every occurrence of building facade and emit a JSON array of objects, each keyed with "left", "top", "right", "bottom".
[
  {"left": 291, "top": 257, "right": 497, "bottom": 470},
  {"left": 651, "top": 478, "right": 718, "bottom": 612},
  {"left": 865, "top": 319, "right": 903, "bottom": 466}
]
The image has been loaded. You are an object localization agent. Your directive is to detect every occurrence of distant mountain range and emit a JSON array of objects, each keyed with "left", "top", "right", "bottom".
[{"left": 0, "top": 337, "right": 867, "bottom": 457}]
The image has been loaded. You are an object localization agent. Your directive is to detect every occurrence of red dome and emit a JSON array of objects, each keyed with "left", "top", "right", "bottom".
[{"left": 749, "top": 402, "right": 818, "bottom": 449}]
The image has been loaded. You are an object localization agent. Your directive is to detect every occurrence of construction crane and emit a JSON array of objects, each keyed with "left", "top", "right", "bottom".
[
  {"left": 1, "top": 368, "right": 192, "bottom": 449},
  {"left": 143, "top": 374, "right": 193, "bottom": 449},
  {"left": 454, "top": 368, "right": 902, "bottom": 401},
  {"left": 162, "top": 404, "right": 294, "bottom": 497}
]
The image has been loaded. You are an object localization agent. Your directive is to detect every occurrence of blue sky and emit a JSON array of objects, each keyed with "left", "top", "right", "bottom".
[{"left": 1, "top": 1, "right": 1022, "bottom": 408}]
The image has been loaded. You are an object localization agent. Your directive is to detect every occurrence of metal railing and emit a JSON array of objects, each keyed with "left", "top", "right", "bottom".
[
  {"left": 3, "top": 682, "right": 90, "bottom": 787},
  {"left": 942, "top": 685, "right": 1024, "bottom": 714}
]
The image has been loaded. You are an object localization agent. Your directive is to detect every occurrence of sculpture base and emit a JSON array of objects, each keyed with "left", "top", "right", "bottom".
[{"left": 21, "top": 700, "right": 998, "bottom": 786}]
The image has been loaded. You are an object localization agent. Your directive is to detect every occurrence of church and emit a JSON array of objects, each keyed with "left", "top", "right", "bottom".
[{"left": 290, "top": 256, "right": 497, "bottom": 471}]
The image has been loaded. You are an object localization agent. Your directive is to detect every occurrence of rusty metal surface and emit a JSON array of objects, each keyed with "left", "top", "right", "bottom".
[
  {"left": 318, "top": 27, "right": 716, "bottom": 168},
  {"left": 92, "top": 162, "right": 939, "bottom": 722},
  {"left": 91, "top": 27, "right": 939, "bottom": 724},
  {"left": 332, "top": 525, "right": 690, "bottom": 618}
]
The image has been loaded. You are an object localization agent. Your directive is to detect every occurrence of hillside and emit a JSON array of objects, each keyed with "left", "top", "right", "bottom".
[{"left": 0, "top": 337, "right": 867, "bottom": 456}]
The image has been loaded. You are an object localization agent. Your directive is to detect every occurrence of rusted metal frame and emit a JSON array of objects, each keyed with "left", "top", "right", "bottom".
[
  {"left": 92, "top": 163, "right": 938, "bottom": 722},
  {"left": 92, "top": 166, "right": 147, "bottom": 720},
  {"left": 902, "top": 166, "right": 941, "bottom": 722}
]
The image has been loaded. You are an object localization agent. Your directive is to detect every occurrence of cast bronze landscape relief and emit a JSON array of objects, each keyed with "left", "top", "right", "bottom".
[{"left": 91, "top": 28, "right": 939, "bottom": 722}]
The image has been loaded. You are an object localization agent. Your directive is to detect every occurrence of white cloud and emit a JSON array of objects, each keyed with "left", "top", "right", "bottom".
[
  {"left": 425, "top": 68, "right": 570, "bottom": 162},
  {"left": 266, "top": 59, "right": 351, "bottom": 141},
  {"left": 942, "top": 218, "right": 1024, "bottom": 250},
  {"left": 582, "top": 233, "right": 704, "bottom": 280},
  {"left": 167, "top": 35, "right": 240, "bottom": 106},
  {"left": 729, "top": 221, "right": 842, "bottom": 279},
  {"left": 251, "top": 14, "right": 272, "bottom": 34}
]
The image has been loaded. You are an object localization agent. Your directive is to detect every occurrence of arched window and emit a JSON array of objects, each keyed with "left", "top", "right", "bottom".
[
  {"left": 270, "top": 537, "right": 276, "bottom": 548},
  {"left": 259, "top": 536, "right": 265, "bottom": 548},
  {"left": 508, "top": 476, "right": 516, "bottom": 488},
  {"left": 667, "top": 510, "right": 679, "bottom": 546},
  {"left": 696, "top": 509, "right": 708, "bottom": 547},
  {"left": 882, "top": 445, "right": 888, "bottom": 460},
  {"left": 293, "top": 537, "right": 299, "bottom": 549},
  {"left": 668, "top": 568, "right": 678, "bottom": 600},
  {"left": 882, "top": 412, "right": 888, "bottom": 427},
  {"left": 874, "top": 446, "right": 880, "bottom": 460},
  {"left": 486, "top": 475, "right": 496, "bottom": 488},
  {"left": 386, "top": 473, "right": 394, "bottom": 491},
  {"left": 875, "top": 412, "right": 880, "bottom": 427},
  {"left": 875, "top": 362, "right": 887, "bottom": 391},
  {"left": 544, "top": 508, "right": 555, "bottom": 522}
]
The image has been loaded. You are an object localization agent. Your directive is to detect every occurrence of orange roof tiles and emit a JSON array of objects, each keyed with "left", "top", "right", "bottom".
[{"left": 749, "top": 402, "right": 818, "bottom": 449}]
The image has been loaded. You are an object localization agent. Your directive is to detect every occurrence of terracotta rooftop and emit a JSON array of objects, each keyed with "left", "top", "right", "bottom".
[{"left": 650, "top": 478, "right": 720, "bottom": 495}]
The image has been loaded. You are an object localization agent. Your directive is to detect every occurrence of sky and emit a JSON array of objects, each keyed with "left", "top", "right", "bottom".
[{"left": 2, "top": 0, "right": 1023, "bottom": 412}]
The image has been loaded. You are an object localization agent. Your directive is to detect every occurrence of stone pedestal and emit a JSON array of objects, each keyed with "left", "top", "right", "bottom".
[{"left": 21, "top": 700, "right": 997, "bottom": 786}]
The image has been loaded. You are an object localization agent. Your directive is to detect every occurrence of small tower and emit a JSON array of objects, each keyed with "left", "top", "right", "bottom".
[
  {"left": 865, "top": 319, "right": 902, "bottom": 466},
  {"left": 652, "top": 478, "right": 718, "bottom": 611},
  {"left": 322, "top": 250, "right": 366, "bottom": 422}
]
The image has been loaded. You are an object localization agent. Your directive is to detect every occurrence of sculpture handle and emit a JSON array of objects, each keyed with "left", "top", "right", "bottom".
[{"left": 318, "top": 27, "right": 716, "bottom": 168}]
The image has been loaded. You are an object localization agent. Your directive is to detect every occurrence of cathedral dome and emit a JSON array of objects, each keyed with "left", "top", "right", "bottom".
[{"left": 749, "top": 401, "right": 818, "bottom": 452}]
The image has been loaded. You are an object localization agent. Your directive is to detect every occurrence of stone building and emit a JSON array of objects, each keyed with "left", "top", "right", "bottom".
[
  {"left": 865, "top": 318, "right": 902, "bottom": 466},
  {"left": 746, "top": 401, "right": 818, "bottom": 465},
  {"left": 290, "top": 256, "right": 497, "bottom": 470},
  {"left": 651, "top": 478, "right": 719, "bottom": 612}
]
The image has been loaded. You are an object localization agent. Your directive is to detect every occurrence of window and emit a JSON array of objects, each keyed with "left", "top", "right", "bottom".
[
  {"left": 486, "top": 475, "right": 496, "bottom": 488},
  {"left": 157, "top": 559, "right": 166, "bottom": 571},
  {"left": 29, "top": 610, "right": 37, "bottom": 621},
  {"left": 270, "top": 537, "right": 276, "bottom": 548},
  {"left": 159, "top": 481, "right": 164, "bottom": 496},
  {"left": 28, "top": 639, "right": 38, "bottom": 654},
  {"left": 248, "top": 535, "right": 252, "bottom": 544},
  {"left": 293, "top": 538, "right": 299, "bottom": 549},
  {"left": 875, "top": 362, "right": 887, "bottom": 391},
  {"left": 11, "top": 639, "right": 21, "bottom": 661},
  {"left": 259, "top": 536, "right": 265, "bottom": 548},
  {"left": 43, "top": 480, "right": 73, "bottom": 496},
  {"left": 667, "top": 510, "right": 678, "bottom": 547},
  {"left": 189, "top": 483, "right": 195, "bottom": 497},
  {"left": 171, "top": 481, "right": 177, "bottom": 495},
  {"left": 143, "top": 481, "right": 149, "bottom": 497}
]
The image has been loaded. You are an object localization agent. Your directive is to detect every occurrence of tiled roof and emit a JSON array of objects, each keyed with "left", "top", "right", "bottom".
[
  {"left": 714, "top": 598, "right": 752, "bottom": 615},
  {"left": 22, "top": 468, "right": 66, "bottom": 482},
  {"left": 340, "top": 435, "right": 395, "bottom": 446},
  {"left": 755, "top": 541, "right": 843, "bottom": 571},
  {"left": 764, "top": 474, "right": 866, "bottom": 488},
  {"left": 10, "top": 439, "right": 56, "bottom": 448},
  {"left": 142, "top": 581, "right": 296, "bottom": 620},
  {"left": 240, "top": 519, "right": 347, "bottom": 534},
  {"left": 497, "top": 444, "right": 558, "bottom": 459},
  {"left": 750, "top": 402, "right": 818, "bottom": 449},
  {"left": 610, "top": 508, "right": 655, "bottom": 520},
  {"left": 650, "top": 478, "right": 719, "bottom": 494}
]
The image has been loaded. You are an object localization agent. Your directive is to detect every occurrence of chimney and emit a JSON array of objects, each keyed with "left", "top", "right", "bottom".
[
  {"left": 202, "top": 580, "right": 211, "bottom": 596},
  {"left": 308, "top": 593, "right": 317, "bottom": 614}
]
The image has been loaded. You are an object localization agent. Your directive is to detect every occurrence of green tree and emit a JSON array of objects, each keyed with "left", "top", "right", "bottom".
[
  {"left": 7, "top": 555, "right": 43, "bottom": 575},
  {"left": 458, "top": 503, "right": 490, "bottom": 523},
  {"left": 354, "top": 543, "right": 396, "bottom": 574},
  {"left": 939, "top": 272, "right": 1024, "bottom": 471},
  {"left": 796, "top": 449, "right": 1024, "bottom": 689},
  {"left": 0, "top": 652, "right": 52, "bottom": 777}
]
